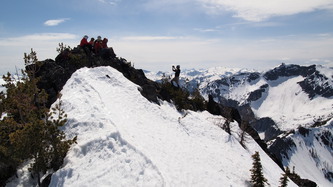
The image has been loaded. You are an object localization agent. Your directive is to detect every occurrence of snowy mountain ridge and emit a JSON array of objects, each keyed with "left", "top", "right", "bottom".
[
  {"left": 7, "top": 66, "right": 297, "bottom": 186},
  {"left": 2, "top": 56, "right": 331, "bottom": 186}
]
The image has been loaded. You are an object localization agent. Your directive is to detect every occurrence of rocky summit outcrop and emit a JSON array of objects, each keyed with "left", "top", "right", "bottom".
[
  {"left": 263, "top": 63, "right": 317, "bottom": 81},
  {"left": 28, "top": 47, "right": 215, "bottom": 118},
  {"left": 32, "top": 46, "right": 233, "bottom": 118},
  {"left": 29, "top": 47, "right": 161, "bottom": 107}
]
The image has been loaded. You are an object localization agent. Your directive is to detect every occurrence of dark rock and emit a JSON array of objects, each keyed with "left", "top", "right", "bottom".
[
  {"left": 324, "top": 171, "right": 333, "bottom": 182},
  {"left": 139, "top": 84, "right": 160, "bottom": 104},
  {"left": 0, "top": 161, "right": 15, "bottom": 187},
  {"left": 237, "top": 104, "right": 256, "bottom": 122},
  {"left": 214, "top": 79, "right": 229, "bottom": 87},
  {"left": 320, "top": 130, "right": 333, "bottom": 149},
  {"left": 263, "top": 63, "right": 316, "bottom": 81},
  {"left": 247, "top": 72, "right": 261, "bottom": 83},
  {"left": 298, "top": 71, "right": 333, "bottom": 99},
  {"left": 207, "top": 95, "right": 221, "bottom": 116},
  {"left": 298, "top": 126, "right": 310, "bottom": 137},
  {"left": 247, "top": 84, "right": 269, "bottom": 102},
  {"left": 28, "top": 59, "right": 72, "bottom": 107},
  {"left": 251, "top": 117, "right": 281, "bottom": 141},
  {"left": 30, "top": 47, "right": 163, "bottom": 107},
  {"left": 269, "top": 137, "right": 296, "bottom": 161},
  {"left": 41, "top": 174, "right": 52, "bottom": 187},
  {"left": 207, "top": 95, "right": 241, "bottom": 124},
  {"left": 291, "top": 178, "right": 317, "bottom": 187}
]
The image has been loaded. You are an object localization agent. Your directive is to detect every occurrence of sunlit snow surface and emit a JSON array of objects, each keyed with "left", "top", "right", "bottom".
[
  {"left": 44, "top": 67, "right": 295, "bottom": 187},
  {"left": 146, "top": 65, "right": 333, "bottom": 186},
  {"left": 250, "top": 75, "right": 333, "bottom": 130},
  {"left": 282, "top": 120, "right": 333, "bottom": 187}
]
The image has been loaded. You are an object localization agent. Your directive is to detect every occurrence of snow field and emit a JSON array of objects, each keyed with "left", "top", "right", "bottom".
[
  {"left": 250, "top": 76, "right": 333, "bottom": 130},
  {"left": 49, "top": 67, "right": 295, "bottom": 186},
  {"left": 283, "top": 120, "right": 333, "bottom": 187}
]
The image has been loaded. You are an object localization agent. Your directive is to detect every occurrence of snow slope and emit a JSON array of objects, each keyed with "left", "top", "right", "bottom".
[
  {"left": 146, "top": 65, "right": 333, "bottom": 186},
  {"left": 251, "top": 75, "right": 333, "bottom": 130},
  {"left": 47, "top": 67, "right": 295, "bottom": 186},
  {"left": 282, "top": 121, "right": 333, "bottom": 187}
]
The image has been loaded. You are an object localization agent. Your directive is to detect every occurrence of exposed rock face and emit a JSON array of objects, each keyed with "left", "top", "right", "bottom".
[
  {"left": 269, "top": 136, "right": 296, "bottom": 162},
  {"left": 298, "top": 71, "right": 333, "bottom": 99},
  {"left": 251, "top": 117, "right": 282, "bottom": 141},
  {"left": 263, "top": 63, "right": 316, "bottom": 81},
  {"left": 247, "top": 84, "right": 269, "bottom": 102},
  {"left": 0, "top": 161, "right": 15, "bottom": 186}
]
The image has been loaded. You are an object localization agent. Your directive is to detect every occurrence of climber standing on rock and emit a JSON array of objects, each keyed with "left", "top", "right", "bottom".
[
  {"left": 94, "top": 36, "right": 103, "bottom": 55},
  {"left": 171, "top": 65, "right": 181, "bottom": 88},
  {"left": 80, "top": 35, "right": 94, "bottom": 55},
  {"left": 80, "top": 35, "right": 89, "bottom": 47}
]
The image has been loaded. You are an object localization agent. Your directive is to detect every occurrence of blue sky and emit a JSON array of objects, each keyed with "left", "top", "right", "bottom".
[{"left": 1, "top": 0, "right": 333, "bottom": 74}]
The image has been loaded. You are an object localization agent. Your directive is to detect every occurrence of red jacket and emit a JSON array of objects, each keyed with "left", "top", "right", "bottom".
[
  {"left": 80, "top": 38, "right": 89, "bottom": 46},
  {"left": 94, "top": 41, "right": 102, "bottom": 53},
  {"left": 102, "top": 38, "right": 108, "bottom": 48}
]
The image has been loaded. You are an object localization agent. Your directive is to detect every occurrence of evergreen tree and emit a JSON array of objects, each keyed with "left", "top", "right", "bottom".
[
  {"left": 250, "top": 151, "right": 269, "bottom": 187},
  {"left": 56, "top": 42, "right": 72, "bottom": 54},
  {"left": 279, "top": 171, "right": 289, "bottom": 187},
  {"left": 0, "top": 49, "right": 76, "bottom": 186}
]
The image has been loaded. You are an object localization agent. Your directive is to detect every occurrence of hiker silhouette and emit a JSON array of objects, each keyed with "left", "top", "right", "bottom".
[{"left": 171, "top": 65, "right": 181, "bottom": 87}]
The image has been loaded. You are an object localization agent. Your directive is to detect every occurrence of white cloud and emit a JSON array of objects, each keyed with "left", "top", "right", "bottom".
[
  {"left": 44, "top": 18, "right": 69, "bottom": 26},
  {"left": 122, "top": 36, "right": 178, "bottom": 41},
  {"left": 194, "top": 28, "right": 220, "bottom": 32},
  {"left": 97, "top": 0, "right": 122, "bottom": 6},
  {"left": 0, "top": 33, "right": 78, "bottom": 75},
  {"left": 199, "top": 0, "right": 333, "bottom": 21},
  {"left": 0, "top": 33, "right": 77, "bottom": 46},
  {"left": 19, "top": 33, "right": 76, "bottom": 41}
]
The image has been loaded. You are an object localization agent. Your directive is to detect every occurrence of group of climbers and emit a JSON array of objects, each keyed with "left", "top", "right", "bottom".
[
  {"left": 80, "top": 35, "right": 181, "bottom": 87},
  {"left": 80, "top": 35, "right": 111, "bottom": 56}
]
